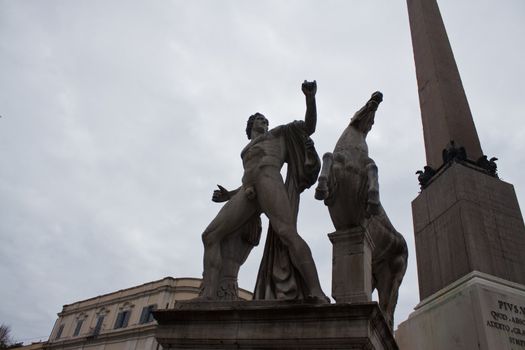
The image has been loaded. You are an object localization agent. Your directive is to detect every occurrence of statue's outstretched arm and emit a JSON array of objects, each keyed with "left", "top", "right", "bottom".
[
  {"left": 302, "top": 80, "right": 317, "bottom": 135},
  {"left": 212, "top": 185, "right": 241, "bottom": 203}
]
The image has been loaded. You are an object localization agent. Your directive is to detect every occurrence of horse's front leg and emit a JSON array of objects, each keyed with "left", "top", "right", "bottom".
[
  {"left": 366, "top": 159, "right": 380, "bottom": 216},
  {"left": 315, "top": 152, "right": 333, "bottom": 200}
]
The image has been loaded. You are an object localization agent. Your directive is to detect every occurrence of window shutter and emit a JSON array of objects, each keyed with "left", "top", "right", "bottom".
[
  {"left": 114, "top": 312, "right": 124, "bottom": 329},
  {"left": 139, "top": 307, "right": 148, "bottom": 324},
  {"left": 73, "top": 320, "right": 83, "bottom": 336},
  {"left": 94, "top": 316, "right": 104, "bottom": 335},
  {"left": 147, "top": 304, "right": 157, "bottom": 323},
  {"left": 55, "top": 325, "right": 64, "bottom": 339},
  {"left": 122, "top": 310, "right": 131, "bottom": 328}
]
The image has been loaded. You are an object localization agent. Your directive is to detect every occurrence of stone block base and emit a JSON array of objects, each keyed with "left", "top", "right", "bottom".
[
  {"left": 154, "top": 300, "right": 397, "bottom": 349},
  {"left": 412, "top": 162, "right": 525, "bottom": 300},
  {"left": 395, "top": 271, "right": 525, "bottom": 350},
  {"left": 329, "top": 227, "right": 374, "bottom": 303}
]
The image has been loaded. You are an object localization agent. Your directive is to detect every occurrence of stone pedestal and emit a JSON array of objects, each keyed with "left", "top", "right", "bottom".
[
  {"left": 413, "top": 162, "right": 525, "bottom": 300},
  {"left": 154, "top": 300, "right": 397, "bottom": 349},
  {"left": 396, "top": 271, "right": 525, "bottom": 350},
  {"left": 329, "top": 227, "right": 374, "bottom": 303}
]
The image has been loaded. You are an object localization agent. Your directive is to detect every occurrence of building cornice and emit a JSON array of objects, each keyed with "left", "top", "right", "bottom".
[{"left": 58, "top": 284, "right": 201, "bottom": 316}]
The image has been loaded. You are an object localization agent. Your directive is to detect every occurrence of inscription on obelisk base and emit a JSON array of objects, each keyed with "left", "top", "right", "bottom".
[{"left": 397, "top": 272, "right": 525, "bottom": 350}]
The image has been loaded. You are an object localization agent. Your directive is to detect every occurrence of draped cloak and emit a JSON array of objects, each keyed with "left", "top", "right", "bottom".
[{"left": 253, "top": 120, "right": 321, "bottom": 300}]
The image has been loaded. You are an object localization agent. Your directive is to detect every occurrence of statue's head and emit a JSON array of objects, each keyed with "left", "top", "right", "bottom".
[
  {"left": 246, "top": 113, "right": 269, "bottom": 139},
  {"left": 350, "top": 91, "right": 383, "bottom": 134}
]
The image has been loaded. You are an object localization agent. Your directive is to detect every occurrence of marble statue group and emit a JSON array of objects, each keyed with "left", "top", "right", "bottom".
[{"left": 197, "top": 81, "right": 408, "bottom": 328}]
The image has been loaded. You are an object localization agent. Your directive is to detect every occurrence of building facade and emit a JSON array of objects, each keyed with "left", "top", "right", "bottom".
[{"left": 45, "top": 277, "right": 251, "bottom": 350}]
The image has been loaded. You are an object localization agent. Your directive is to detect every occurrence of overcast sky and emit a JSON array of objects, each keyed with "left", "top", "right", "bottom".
[{"left": 1, "top": 0, "right": 524, "bottom": 344}]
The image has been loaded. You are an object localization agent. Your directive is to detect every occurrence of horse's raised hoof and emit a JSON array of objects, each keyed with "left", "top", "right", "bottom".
[
  {"left": 315, "top": 187, "right": 328, "bottom": 200},
  {"left": 315, "top": 177, "right": 329, "bottom": 200}
]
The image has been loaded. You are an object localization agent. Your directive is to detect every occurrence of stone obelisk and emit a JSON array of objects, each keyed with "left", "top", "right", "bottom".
[
  {"left": 396, "top": 0, "right": 525, "bottom": 349},
  {"left": 407, "top": 0, "right": 483, "bottom": 169}
]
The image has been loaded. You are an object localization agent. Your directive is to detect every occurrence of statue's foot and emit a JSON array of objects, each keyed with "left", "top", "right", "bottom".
[
  {"left": 193, "top": 286, "right": 217, "bottom": 302},
  {"left": 306, "top": 294, "right": 331, "bottom": 304}
]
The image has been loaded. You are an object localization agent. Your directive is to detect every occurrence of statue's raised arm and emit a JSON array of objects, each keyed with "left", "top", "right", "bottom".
[{"left": 302, "top": 80, "right": 317, "bottom": 135}]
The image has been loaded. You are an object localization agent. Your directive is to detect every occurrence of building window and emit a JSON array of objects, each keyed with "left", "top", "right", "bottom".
[
  {"left": 113, "top": 310, "right": 131, "bottom": 329},
  {"left": 93, "top": 316, "right": 104, "bottom": 336},
  {"left": 139, "top": 304, "right": 157, "bottom": 324},
  {"left": 55, "top": 324, "right": 64, "bottom": 339},
  {"left": 73, "top": 319, "right": 84, "bottom": 336}
]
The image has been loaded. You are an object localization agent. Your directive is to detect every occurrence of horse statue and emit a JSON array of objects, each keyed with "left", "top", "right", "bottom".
[{"left": 314, "top": 91, "right": 408, "bottom": 329}]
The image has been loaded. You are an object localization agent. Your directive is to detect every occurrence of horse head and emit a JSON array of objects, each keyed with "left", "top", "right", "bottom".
[{"left": 350, "top": 91, "right": 383, "bottom": 135}]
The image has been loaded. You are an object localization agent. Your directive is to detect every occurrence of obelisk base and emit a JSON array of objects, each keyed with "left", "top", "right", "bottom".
[
  {"left": 329, "top": 227, "right": 374, "bottom": 303},
  {"left": 396, "top": 271, "right": 525, "bottom": 349},
  {"left": 154, "top": 300, "right": 397, "bottom": 349},
  {"left": 413, "top": 162, "right": 525, "bottom": 300}
]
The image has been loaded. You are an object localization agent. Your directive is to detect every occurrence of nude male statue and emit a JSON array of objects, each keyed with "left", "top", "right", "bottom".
[{"left": 200, "top": 80, "right": 328, "bottom": 303}]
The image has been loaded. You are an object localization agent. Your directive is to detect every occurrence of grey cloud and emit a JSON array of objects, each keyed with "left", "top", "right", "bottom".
[{"left": 0, "top": 0, "right": 523, "bottom": 343}]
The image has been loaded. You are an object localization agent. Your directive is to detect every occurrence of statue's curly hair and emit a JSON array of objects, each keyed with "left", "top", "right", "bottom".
[{"left": 246, "top": 112, "right": 267, "bottom": 139}]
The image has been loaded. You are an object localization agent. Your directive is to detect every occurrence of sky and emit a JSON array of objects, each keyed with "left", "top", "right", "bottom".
[{"left": 1, "top": 0, "right": 524, "bottom": 344}]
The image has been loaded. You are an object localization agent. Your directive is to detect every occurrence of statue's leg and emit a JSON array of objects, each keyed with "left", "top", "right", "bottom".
[
  {"left": 315, "top": 152, "right": 333, "bottom": 200},
  {"left": 365, "top": 161, "right": 380, "bottom": 217},
  {"left": 374, "top": 245, "right": 408, "bottom": 329},
  {"left": 256, "top": 171, "right": 328, "bottom": 303},
  {"left": 200, "top": 191, "right": 257, "bottom": 299},
  {"left": 385, "top": 248, "right": 408, "bottom": 328},
  {"left": 218, "top": 229, "right": 257, "bottom": 300},
  {"left": 373, "top": 262, "right": 394, "bottom": 327}
]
